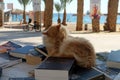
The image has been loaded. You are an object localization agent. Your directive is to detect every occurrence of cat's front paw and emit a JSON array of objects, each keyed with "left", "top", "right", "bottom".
[{"left": 83, "top": 62, "right": 95, "bottom": 68}]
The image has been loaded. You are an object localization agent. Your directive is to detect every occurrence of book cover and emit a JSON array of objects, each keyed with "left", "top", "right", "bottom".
[
  {"left": 3, "top": 41, "right": 22, "bottom": 49},
  {"left": 10, "top": 45, "right": 34, "bottom": 59},
  {"left": 9, "top": 77, "right": 35, "bottom": 80},
  {"left": 0, "top": 41, "right": 22, "bottom": 53},
  {"left": 96, "top": 52, "right": 120, "bottom": 80},
  {"left": 35, "top": 57, "right": 75, "bottom": 80},
  {"left": 70, "top": 65, "right": 105, "bottom": 80},
  {"left": 106, "top": 50, "right": 120, "bottom": 69},
  {"left": 0, "top": 59, "right": 22, "bottom": 69},
  {"left": 28, "top": 49, "right": 46, "bottom": 59},
  {"left": 34, "top": 45, "right": 48, "bottom": 57}
]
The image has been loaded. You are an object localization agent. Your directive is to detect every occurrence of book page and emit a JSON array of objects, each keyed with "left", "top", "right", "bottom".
[{"left": 114, "top": 72, "right": 120, "bottom": 80}]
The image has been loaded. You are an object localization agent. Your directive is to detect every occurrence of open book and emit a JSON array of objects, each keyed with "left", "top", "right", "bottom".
[{"left": 10, "top": 45, "right": 34, "bottom": 59}]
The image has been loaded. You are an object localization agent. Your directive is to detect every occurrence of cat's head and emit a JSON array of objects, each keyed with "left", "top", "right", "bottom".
[{"left": 42, "top": 24, "right": 68, "bottom": 39}]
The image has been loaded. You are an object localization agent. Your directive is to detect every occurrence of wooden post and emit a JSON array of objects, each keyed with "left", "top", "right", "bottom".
[
  {"left": 0, "top": 10, "right": 3, "bottom": 27},
  {"left": 0, "top": 0, "right": 4, "bottom": 27},
  {"left": 34, "top": 11, "right": 42, "bottom": 31},
  {"left": 92, "top": 18, "right": 100, "bottom": 32},
  {"left": 107, "top": 0, "right": 119, "bottom": 32}
]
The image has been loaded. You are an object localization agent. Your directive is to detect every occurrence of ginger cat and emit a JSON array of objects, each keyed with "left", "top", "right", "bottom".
[{"left": 42, "top": 24, "right": 96, "bottom": 68}]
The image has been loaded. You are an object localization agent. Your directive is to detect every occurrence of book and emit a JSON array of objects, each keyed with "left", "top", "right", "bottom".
[
  {"left": 0, "top": 52, "right": 20, "bottom": 60},
  {"left": 96, "top": 52, "right": 120, "bottom": 80},
  {"left": 34, "top": 45, "right": 48, "bottom": 57},
  {"left": 106, "top": 50, "right": 120, "bottom": 69},
  {"left": 27, "top": 49, "right": 46, "bottom": 59},
  {"left": 70, "top": 65, "right": 105, "bottom": 80},
  {"left": 10, "top": 45, "right": 34, "bottom": 59},
  {"left": 34, "top": 45, "right": 47, "bottom": 54},
  {"left": 2, "top": 41, "right": 22, "bottom": 49},
  {"left": 114, "top": 72, "right": 120, "bottom": 80},
  {"left": 0, "top": 57, "right": 10, "bottom": 65},
  {"left": 0, "top": 67, "right": 2, "bottom": 77},
  {"left": 0, "top": 59, "right": 22, "bottom": 69},
  {"left": 35, "top": 57, "right": 75, "bottom": 80},
  {"left": 26, "top": 45, "right": 48, "bottom": 65},
  {"left": 0, "top": 41, "right": 22, "bottom": 53},
  {"left": 0, "top": 52, "right": 23, "bottom": 68},
  {"left": 9, "top": 77, "right": 35, "bottom": 80}
]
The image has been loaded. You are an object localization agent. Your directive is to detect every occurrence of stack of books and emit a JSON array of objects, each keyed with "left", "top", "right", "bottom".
[
  {"left": 35, "top": 57, "right": 105, "bottom": 80},
  {"left": 9, "top": 45, "right": 48, "bottom": 65},
  {"left": 26, "top": 45, "right": 48, "bottom": 65},
  {"left": 9, "top": 45, "right": 48, "bottom": 60},
  {"left": 9, "top": 45, "right": 34, "bottom": 59},
  {"left": 35, "top": 57, "right": 75, "bottom": 80}
]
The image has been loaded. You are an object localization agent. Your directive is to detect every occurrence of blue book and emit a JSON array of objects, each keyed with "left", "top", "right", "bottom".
[
  {"left": 10, "top": 46, "right": 34, "bottom": 59},
  {"left": 35, "top": 57, "right": 75, "bottom": 80},
  {"left": 107, "top": 50, "right": 120, "bottom": 69}
]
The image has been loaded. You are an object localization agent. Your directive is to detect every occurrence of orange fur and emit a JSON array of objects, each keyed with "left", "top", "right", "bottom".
[{"left": 42, "top": 24, "right": 96, "bottom": 68}]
